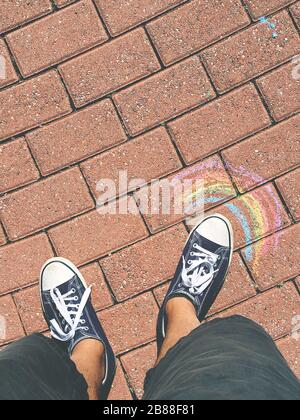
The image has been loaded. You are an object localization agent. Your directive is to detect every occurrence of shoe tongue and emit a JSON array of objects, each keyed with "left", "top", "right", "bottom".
[{"left": 55, "top": 275, "right": 77, "bottom": 295}]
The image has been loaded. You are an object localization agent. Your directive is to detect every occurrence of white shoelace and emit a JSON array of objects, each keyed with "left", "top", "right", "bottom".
[
  {"left": 181, "top": 244, "right": 220, "bottom": 296},
  {"left": 49, "top": 287, "right": 92, "bottom": 342}
]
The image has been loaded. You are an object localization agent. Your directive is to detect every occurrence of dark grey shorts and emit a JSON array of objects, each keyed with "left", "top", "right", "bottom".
[
  {"left": 143, "top": 316, "right": 300, "bottom": 400},
  {"left": 0, "top": 316, "right": 299, "bottom": 400}
]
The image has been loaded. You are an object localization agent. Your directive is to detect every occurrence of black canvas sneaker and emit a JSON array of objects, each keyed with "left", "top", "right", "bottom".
[
  {"left": 157, "top": 214, "right": 234, "bottom": 353},
  {"left": 40, "top": 257, "right": 116, "bottom": 400}
]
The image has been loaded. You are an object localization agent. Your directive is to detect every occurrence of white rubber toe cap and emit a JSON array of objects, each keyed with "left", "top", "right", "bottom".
[
  {"left": 41, "top": 258, "right": 77, "bottom": 291},
  {"left": 195, "top": 215, "right": 232, "bottom": 247}
]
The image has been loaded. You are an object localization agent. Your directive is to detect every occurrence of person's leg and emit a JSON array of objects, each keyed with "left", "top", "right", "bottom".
[
  {"left": 0, "top": 257, "right": 116, "bottom": 400},
  {"left": 71, "top": 339, "right": 105, "bottom": 400},
  {"left": 0, "top": 334, "right": 107, "bottom": 401},
  {"left": 156, "top": 298, "right": 200, "bottom": 366},
  {"left": 39, "top": 257, "right": 116, "bottom": 400},
  {"left": 144, "top": 316, "right": 300, "bottom": 400},
  {"left": 143, "top": 215, "right": 300, "bottom": 400},
  {"left": 0, "top": 334, "right": 89, "bottom": 400},
  {"left": 156, "top": 215, "right": 234, "bottom": 354}
]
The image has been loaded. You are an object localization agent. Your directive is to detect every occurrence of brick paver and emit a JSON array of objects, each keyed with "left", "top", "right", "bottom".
[
  {"left": 7, "top": 0, "right": 108, "bottom": 77},
  {"left": 277, "top": 336, "right": 300, "bottom": 378},
  {"left": 296, "top": 277, "right": 300, "bottom": 291},
  {"left": 0, "top": 138, "right": 39, "bottom": 194},
  {"left": 135, "top": 155, "right": 236, "bottom": 233},
  {"left": 244, "top": 0, "right": 296, "bottom": 19},
  {"left": 257, "top": 62, "right": 300, "bottom": 121},
  {"left": 206, "top": 183, "right": 291, "bottom": 249},
  {"left": 222, "top": 114, "right": 300, "bottom": 192},
  {"left": 0, "top": 167, "right": 94, "bottom": 240},
  {"left": 0, "top": 71, "right": 71, "bottom": 142},
  {"left": 27, "top": 100, "right": 126, "bottom": 176},
  {"left": 291, "top": 2, "right": 300, "bottom": 29},
  {"left": 54, "top": 0, "right": 76, "bottom": 8},
  {"left": 0, "top": 39, "right": 18, "bottom": 88},
  {"left": 0, "top": 0, "right": 299, "bottom": 394},
  {"left": 209, "top": 253, "right": 257, "bottom": 314},
  {"left": 95, "top": 0, "right": 185, "bottom": 35},
  {"left": 0, "top": 234, "right": 53, "bottom": 295},
  {"left": 14, "top": 286, "right": 48, "bottom": 335},
  {"left": 101, "top": 224, "right": 188, "bottom": 301},
  {"left": 0, "top": 0, "right": 52, "bottom": 34},
  {"left": 276, "top": 167, "right": 300, "bottom": 221},
  {"left": 217, "top": 282, "right": 300, "bottom": 340},
  {"left": 81, "top": 127, "right": 182, "bottom": 200},
  {"left": 59, "top": 28, "right": 160, "bottom": 107},
  {"left": 98, "top": 293, "right": 159, "bottom": 354},
  {"left": 114, "top": 56, "right": 215, "bottom": 136},
  {"left": 202, "top": 10, "right": 300, "bottom": 93},
  {"left": 108, "top": 361, "right": 133, "bottom": 400},
  {"left": 0, "top": 295, "right": 24, "bottom": 345},
  {"left": 0, "top": 224, "right": 6, "bottom": 247},
  {"left": 121, "top": 342, "right": 157, "bottom": 399},
  {"left": 242, "top": 224, "right": 300, "bottom": 290},
  {"left": 168, "top": 84, "right": 271, "bottom": 164},
  {"left": 49, "top": 201, "right": 148, "bottom": 266},
  {"left": 147, "top": 0, "right": 250, "bottom": 65}
]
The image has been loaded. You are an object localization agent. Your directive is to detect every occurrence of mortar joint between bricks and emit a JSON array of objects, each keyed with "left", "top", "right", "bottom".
[
  {"left": 288, "top": 6, "right": 300, "bottom": 36},
  {"left": 253, "top": 80, "right": 277, "bottom": 125},
  {"left": 23, "top": 136, "right": 43, "bottom": 179},
  {"left": 198, "top": 54, "right": 219, "bottom": 98},
  {"left": 49, "top": 0, "right": 58, "bottom": 12},
  {"left": 218, "top": 152, "right": 240, "bottom": 196},
  {"left": 97, "top": 263, "right": 119, "bottom": 306},
  {"left": 11, "top": 294, "right": 27, "bottom": 337},
  {"left": 239, "top": 0, "right": 254, "bottom": 22},
  {"left": 78, "top": 165, "right": 97, "bottom": 208},
  {"left": 118, "top": 358, "right": 139, "bottom": 400},
  {"left": 272, "top": 179, "right": 297, "bottom": 225},
  {"left": 91, "top": 0, "right": 112, "bottom": 40},
  {"left": 164, "top": 123, "right": 187, "bottom": 168},
  {"left": 56, "top": 67, "right": 77, "bottom": 112},
  {"left": 2, "top": 37, "right": 23, "bottom": 81},
  {"left": 237, "top": 249, "right": 259, "bottom": 292},
  {"left": 144, "top": 25, "right": 166, "bottom": 70},
  {"left": 131, "top": 193, "right": 152, "bottom": 236}
]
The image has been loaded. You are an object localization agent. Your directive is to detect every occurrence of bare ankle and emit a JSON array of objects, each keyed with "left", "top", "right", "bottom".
[
  {"left": 155, "top": 297, "right": 200, "bottom": 366},
  {"left": 166, "top": 297, "right": 197, "bottom": 318},
  {"left": 71, "top": 339, "right": 105, "bottom": 400},
  {"left": 72, "top": 338, "right": 105, "bottom": 355}
]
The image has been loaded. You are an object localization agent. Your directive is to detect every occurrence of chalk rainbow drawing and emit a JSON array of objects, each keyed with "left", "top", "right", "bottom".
[
  {"left": 259, "top": 16, "right": 278, "bottom": 39},
  {"left": 170, "top": 159, "right": 285, "bottom": 275}
]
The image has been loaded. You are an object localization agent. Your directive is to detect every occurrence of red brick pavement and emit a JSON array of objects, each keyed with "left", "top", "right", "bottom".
[{"left": 0, "top": 0, "right": 299, "bottom": 399}]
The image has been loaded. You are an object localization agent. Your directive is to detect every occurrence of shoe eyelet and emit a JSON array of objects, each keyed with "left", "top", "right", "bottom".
[
  {"left": 84, "top": 327, "right": 89, "bottom": 331},
  {"left": 193, "top": 244, "right": 197, "bottom": 248},
  {"left": 81, "top": 320, "right": 86, "bottom": 325},
  {"left": 188, "top": 260, "right": 192, "bottom": 265},
  {"left": 190, "top": 252, "right": 195, "bottom": 257},
  {"left": 71, "top": 288, "right": 76, "bottom": 294},
  {"left": 74, "top": 296, "right": 79, "bottom": 302}
]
